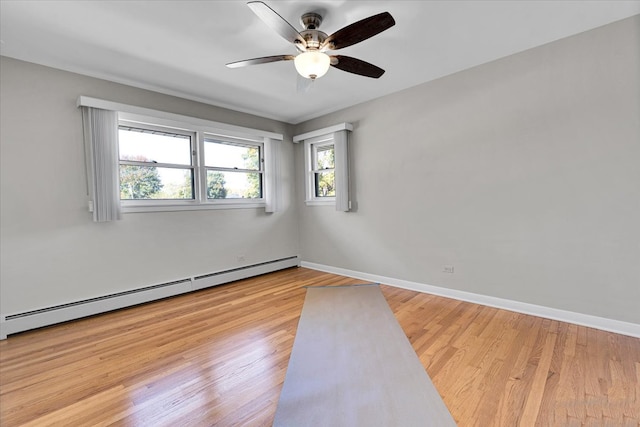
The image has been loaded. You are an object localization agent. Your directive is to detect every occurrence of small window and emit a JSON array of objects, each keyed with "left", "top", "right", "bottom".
[
  {"left": 304, "top": 135, "right": 336, "bottom": 204},
  {"left": 295, "top": 123, "right": 350, "bottom": 210},
  {"left": 203, "top": 137, "right": 263, "bottom": 199},
  {"left": 312, "top": 143, "right": 335, "bottom": 198},
  {"left": 118, "top": 124, "right": 195, "bottom": 201}
]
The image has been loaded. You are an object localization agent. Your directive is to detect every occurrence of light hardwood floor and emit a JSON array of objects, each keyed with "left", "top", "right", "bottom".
[{"left": 1, "top": 267, "right": 638, "bottom": 426}]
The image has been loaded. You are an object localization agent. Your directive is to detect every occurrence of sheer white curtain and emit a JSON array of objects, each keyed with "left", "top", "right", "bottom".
[
  {"left": 333, "top": 130, "right": 350, "bottom": 212},
  {"left": 264, "top": 137, "right": 281, "bottom": 213},
  {"left": 82, "top": 107, "right": 121, "bottom": 222}
]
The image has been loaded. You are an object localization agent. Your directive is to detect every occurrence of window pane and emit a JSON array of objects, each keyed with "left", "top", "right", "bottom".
[
  {"left": 316, "top": 145, "right": 335, "bottom": 170},
  {"left": 315, "top": 171, "right": 335, "bottom": 197},
  {"left": 119, "top": 127, "right": 192, "bottom": 165},
  {"left": 120, "top": 166, "right": 194, "bottom": 200},
  {"left": 205, "top": 140, "right": 260, "bottom": 170},
  {"left": 207, "top": 170, "right": 262, "bottom": 199}
]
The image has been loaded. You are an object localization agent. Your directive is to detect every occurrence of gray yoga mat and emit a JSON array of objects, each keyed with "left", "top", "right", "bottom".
[{"left": 273, "top": 284, "right": 457, "bottom": 426}]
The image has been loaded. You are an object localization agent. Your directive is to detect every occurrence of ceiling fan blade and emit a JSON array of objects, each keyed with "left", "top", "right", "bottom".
[
  {"left": 322, "top": 12, "right": 395, "bottom": 50},
  {"left": 226, "top": 55, "right": 295, "bottom": 68},
  {"left": 247, "top": 1, "right": 307, "bottom": 48},
  {"left": 330, "top": 55, "right": 385, "bottom": 78}
]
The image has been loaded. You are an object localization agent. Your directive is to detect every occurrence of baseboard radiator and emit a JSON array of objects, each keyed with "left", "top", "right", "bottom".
[{"left": 0, "top": 256, "right": 299, "bottom": 340}]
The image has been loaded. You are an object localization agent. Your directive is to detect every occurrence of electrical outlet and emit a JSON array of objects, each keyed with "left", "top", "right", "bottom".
[{"left": 443, "top": 265, "right": 454, "bottom": 274}]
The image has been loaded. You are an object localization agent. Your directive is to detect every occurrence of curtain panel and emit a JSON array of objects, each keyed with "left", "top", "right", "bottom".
[
  {"left": 82, "top": 107, "right": 121, "bottom": 222},
  {"left": 264, "top": 137, "right": 281, "bottom": 213}
]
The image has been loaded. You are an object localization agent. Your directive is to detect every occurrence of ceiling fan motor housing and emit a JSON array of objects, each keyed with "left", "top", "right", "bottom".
[
  {"left": 301, "top": 12, "right": 322, "bottom": 30},
  {"left": 300, "top": 29, "right": 327, "bottom": 50},
  {"left": 299, "top": 13, "right": 327, "bottom": 51}
]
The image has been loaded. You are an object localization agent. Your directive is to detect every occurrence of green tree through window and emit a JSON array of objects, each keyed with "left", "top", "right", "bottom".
[
  {"left": 315, "top": 145, "right": 335, "bottom": 197},
  {"left": 207, "top": 171, "right": 228, "bottom": 199},
  {"left": 119, "top": 155, "right": 163, "bottom": 199},
  {"left": 242, "top": 147, "right": 261, "bottom": 198}
]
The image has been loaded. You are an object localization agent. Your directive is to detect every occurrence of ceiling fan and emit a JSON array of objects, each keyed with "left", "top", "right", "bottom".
[{"left": 226, "top": 1, "right": 395, "bottom": 81}]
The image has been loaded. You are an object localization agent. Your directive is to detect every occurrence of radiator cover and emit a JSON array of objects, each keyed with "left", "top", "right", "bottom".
[{"left": 0, "top": 256, "right": 299, "bottom": 339}]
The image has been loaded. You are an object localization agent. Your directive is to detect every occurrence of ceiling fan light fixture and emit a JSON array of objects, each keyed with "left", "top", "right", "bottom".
[{"left": 294, "top": 51, "right": 330, "bottom": 80}]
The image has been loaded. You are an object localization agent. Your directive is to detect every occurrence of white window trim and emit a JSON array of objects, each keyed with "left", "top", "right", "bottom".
[
  {"left": 293, "top": 122, "right": 353, "bottom": 143},
  {"left": 78, "top": 96, "right": 283, "bottom": 141},
  {"left": 78, "top": 97, "right": 283, "bottom": 214},
  {"left": 118, "top": 121, "right": 197, "bottom": 209},
  {"left": 201, "top": 134, "right": 264, "bottom": 204}
]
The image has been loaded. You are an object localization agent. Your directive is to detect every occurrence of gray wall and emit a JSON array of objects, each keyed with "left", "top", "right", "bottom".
[
  {"left": 2, "top": 16, "right": 638, "bottom": 326},
  {"left": 294, "top": 16, "right": 640, "bottom": 324},
  {"left": 0, "top": 57, "right": 298, "bottom": 315}
]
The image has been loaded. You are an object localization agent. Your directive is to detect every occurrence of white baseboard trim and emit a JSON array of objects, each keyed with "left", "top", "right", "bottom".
[
  {"left": 0, "top": 279, "right": 193, "bottom": 341},
  {"left": 0, "top": 256, "right": 299, "bottom": 340},
  {"left": 300, "top": 261, "right": 640, "bottom": 338},
  {"left": 192, "top": 257, "right": 299, "bottom": 291}
]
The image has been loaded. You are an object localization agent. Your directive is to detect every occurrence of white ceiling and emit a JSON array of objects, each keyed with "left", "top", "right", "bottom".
[{"left": 1, "top": 1, "right": 639, "bottom": 124}]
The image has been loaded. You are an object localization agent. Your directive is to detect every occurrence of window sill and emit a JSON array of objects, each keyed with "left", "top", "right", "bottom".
[
  {"left": 119, "top": 201, "right": 266, "bottom": 213},
  {"left": 305, "top": 199, "right": 335, "bottom": 207}
]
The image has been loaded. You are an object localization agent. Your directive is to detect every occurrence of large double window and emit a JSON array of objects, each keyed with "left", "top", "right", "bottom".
[
  {"left": 79, "top": 97, "right": 282, "bottom": 219},
  {"left": 117, "top": 118, "right": 265, "bottom": 211}
]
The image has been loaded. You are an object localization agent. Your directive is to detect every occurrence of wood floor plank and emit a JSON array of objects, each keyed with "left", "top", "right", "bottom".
[
  {"left": 1, "top": 267, "right": 639, "bottom": 426},
  {"left": 519, "top": 324, "right": 558, "bottom": 426}
]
